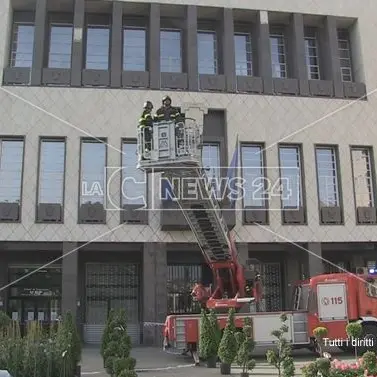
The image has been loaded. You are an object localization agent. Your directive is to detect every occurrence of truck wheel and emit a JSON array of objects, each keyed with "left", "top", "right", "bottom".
[{"left": 358, "top": 324, "right": 377, "bottom": 354}]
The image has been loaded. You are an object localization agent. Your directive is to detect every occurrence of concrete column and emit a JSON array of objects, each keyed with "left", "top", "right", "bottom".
[
  {"left": 236, "top": 242, "right": 249, "bottom": 267},
  {"left": 186, "top": 5, "right": 198, "bottom": 91},
  {"left": 307, "top": 242, "right": 324, "bottom": 276},
  {"left": 62, "top": 242, "right": 79, "bottom": 319},
  {"left": 0, "top": 253, "right": 8, "bottom": 313},
  {"left": 222, "top": 8, "right": 236, "bottom": 92},
  {"left": 143, "top": 242, "right": 167, "bottom": 345},
  {"left": 256, "top": 11, "right": 273, "bottom": 94},
  {"left": 30, "top": 0, "right": 47, "bottom": 85},
  {"left": 70, "top": 0, "right": 85, "bottom": 86},
  {"left": 149, "top": 3, "right": 160, "bottom": 89},
  {"left": 321, "top": 16, "right": 343, "bottom": 97},
  {"left": 289, "top": 14, "right": 309, "bottom": 95},
  {"left": 110, "top": 2, "right": 123, "bottom": 88},
  {"left": 285, "top": 250, "right": 302, "bottom": 309}
]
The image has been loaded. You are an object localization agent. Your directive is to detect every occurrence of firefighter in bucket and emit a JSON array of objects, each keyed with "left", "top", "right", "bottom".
[{"left": 138, "top": 101, "right": 155, "bottom": 159}]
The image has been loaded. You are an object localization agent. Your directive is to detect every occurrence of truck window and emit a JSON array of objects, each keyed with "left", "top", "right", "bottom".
[
  {"left": 365, "top": 278, "right": 377, "bottom": 298},
  {"left": 307, "top": 288, "right": 317, "bottom": 313}
]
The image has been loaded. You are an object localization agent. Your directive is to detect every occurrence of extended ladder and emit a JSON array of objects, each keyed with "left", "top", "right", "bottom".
[{"left": 137, "top": 120, "right": 234, "bottom": 264}]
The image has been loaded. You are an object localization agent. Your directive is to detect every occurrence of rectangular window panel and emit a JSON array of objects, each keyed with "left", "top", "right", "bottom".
[
  {"left": 337, "top": 29, "right": 353, "bottom": 82},
  {"left": 121, "top": 142, "right": 146, "bottom": 206},
  {"left": 351, "top": 147, "right": 374, "bottom": 207},
  {"left": 234, "top": 33, "right": 252, "bottom": 76},
  {"left": 197, "top": 31, "right": 217, "bottom": 74},
  {"left": 241, "top": 144, "right": 265, "bottom": 207},
  {"left": 85, "top": 25, "right": 110, "bottom": 70},
  {"left": 160, "top": 30, "right": 182, "bottom": 73},
  {"left": 0, "top": 139, "right": 24, "bottom": 203},
  {"left": 38, "top": 139, "right": 65, "bottom": 204},
  {"left": 80, "top": 141, "right": 106, "bottom": 205},
  {"left": 202, "top": 143, "right": 221, "bottom": 198},
  {"left": 315, "top": 147, "right": 340, "bottom": 206},
  {"left": 279, "top": 146, "right": 303, "bottom": 208},
  {"left": 123, "top": 28, "right": 146, "bottom": 71},
  {"left": 48, "top": 24, "right": 73, "bottom": 68},
  {"left": 10, "top": 22, "right": 34, "bottom": 67},
  {"left": 304, "top": 28, "right": 320, "bottom": 80},
  {"left": 270, "top": 31, "right": 287, "bottom": 78}
]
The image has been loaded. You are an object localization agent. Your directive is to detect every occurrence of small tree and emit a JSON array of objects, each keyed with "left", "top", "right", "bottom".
[
  {"left": 362, "top": 351, "right": 377, "bottom": 375},
  {"left": 208, "top": 309, "right": 221, "bottom": 351},
  {"left": 199, "top": 310, "right": 218, "bottom": 367},
  {"left": 102, "top": 309, "right": 137, "bottom": 377},
  {"left": 218, "top": 308, "right": 238, "bottom": 375},
  {"left": 101, "top": 309, "right": 116, "bottom": 359},
  {"left": 266, "top": 314, "right": 295, "bottom": 377},
  {"left": 346, "top": 322, "right": 363, "bottom": 359},
  {"left": 313, "top": 326, "right": 328, "bottom": 357},
  {"left": 235, "top": 324, "right": 256, "bottom": 377},
  {"left": 63, "top": 311, "right": 82, "bottom": 368}
]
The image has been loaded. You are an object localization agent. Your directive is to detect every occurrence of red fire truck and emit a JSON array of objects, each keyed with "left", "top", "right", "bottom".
[{"left": 136, "top": 108, "right": 377, "bottom": 363}]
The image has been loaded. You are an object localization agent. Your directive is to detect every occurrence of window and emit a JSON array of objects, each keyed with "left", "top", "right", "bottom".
[
  {"left": 279, "top": 145, "right": 303, "bottom": 208},
  {"left": 304, "top": 28, "right": 320, "bottom": 80},
  {"left": 167, "top": 265, "right": 202, "bottom": 314},
  {"left": 0, "top": 139, "right": 24, "bottom": 203},
  {"left": 85, "top": 24, "right": 110, "bottom": 70},
  {"left": 80, "top": 140, "right": 106, "bottom": 205},
  {"left": 234, "top": 33, "right": 252, "bottom": 76},
  {"left": 37, "top": 139, "right": 65, "bottom": 205},
  {"left": 121, "top": 141, "right": 146, "bottom": 206},
  {"left": 198, "top": 31, "right": 217, "bottom": 74},
  {"left": 160, "top": 30, "right": 182, "bottom": 73},
  {"left": 315, "top": 147, "right": 340, "bottom": 207},
  {"left": 48, "top": 23, "right": 73, "bottom": 68},
  {"left": 365, "top": 277, "right": 377, "bottom": 298},
  {"left": 123, "top": 28, "right": 146, "bottom": 71},
  {"left": 337, "top": 29, "right": 353, "bottom": 82},
  {"left": 10, "top": 22, "right": 34, "bottom": 67},
  {"left": 241, "top": 144, "right": 266, "bottom": 207},
  {"left": 351, "top": 147, "right": 374, "bottom": 207},
  {"left": 270, "top": 31, "right": 287, "bottom": 78},
  {"left": 202, "top": 143, "right": 221, "bottom": 198}
]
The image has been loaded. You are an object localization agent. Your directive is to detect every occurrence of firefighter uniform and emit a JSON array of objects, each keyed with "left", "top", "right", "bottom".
[
  {"left": 138, "top": 101, "right": 154, "bottom": 157},
  {"left": 156, "top": 95, "right": 182, "bottom": 122}
]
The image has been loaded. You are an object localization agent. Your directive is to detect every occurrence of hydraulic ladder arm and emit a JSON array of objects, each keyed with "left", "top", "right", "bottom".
[{"left": 137, "top": 114, "right": 256, "bottom": 311}]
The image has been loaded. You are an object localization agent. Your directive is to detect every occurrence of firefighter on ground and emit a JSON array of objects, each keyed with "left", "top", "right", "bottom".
[
  {"left": 138, "top": 101, "right": 154, "bottom": 157},
  {"left": 156, "top": 95, "right": 182, "bottom": 122}
]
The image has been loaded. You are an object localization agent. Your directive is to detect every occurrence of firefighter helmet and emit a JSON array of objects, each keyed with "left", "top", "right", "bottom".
[
  {"left": 162, "top": 95, "right": 171, "bottom": 105},
  {"left": 143, "top": 101, "right": 153, "bottom": 110}
]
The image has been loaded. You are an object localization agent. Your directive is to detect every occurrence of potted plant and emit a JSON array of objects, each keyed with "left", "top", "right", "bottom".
[
  {"left": 199, "top": 310, "right": 218, "bottom": 368},
  {"left": 235, "top": 324, "right": 256, "bottom": 377},
  {"left": 346, "top": 322, "right": 362, "bottom": 359},
  {"left": 266, "top": 314, "right": 295, "bottom": 377},
  {"left": 218, "top": 309, "right": 238, "bottom": 375},
  {"left": 313, "top": 326, "right": 328, "bottom": 357},
  {"left": 208, "top": 309, "right": 221, "bottom": 352}
]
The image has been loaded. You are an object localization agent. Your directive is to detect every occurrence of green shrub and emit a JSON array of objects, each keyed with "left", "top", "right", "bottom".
[
  {"left": 362, "top": 350, "right": 377, "bottom": 375},
  {"left": 208, "top": 309, "right": 221, "bottom": 350},
  {"left": 313, "top": 326, "right": 328, "bottom": 357},
  {"left": 236, "top": 325, "right": 256, "bottom": 374},
  {"left": 218, "top": 309, "right": 238, "bottom": 365},
  {"left": 101, "top": 309, "right": 116, "bottom": 358},
  {"left": 113, "top": 357, "right": 137, "bottom": 376},
  {"left": 346, "top": 322, "right": 363, "bottom": 359},
  {"left": 301, "top": 362, "right": 318, "bottom": 377},
  {"left": 199, "top": 310, "right": 218, "bottom": 360},
  {"left": 266, "top": 314, "right": 295, "bottom": 377},
  {"left": 63, "top": 311, "right": 82, "bottom": 365},
  {"left": 316, "top": 357, "right": 331, "bottom": 377}
]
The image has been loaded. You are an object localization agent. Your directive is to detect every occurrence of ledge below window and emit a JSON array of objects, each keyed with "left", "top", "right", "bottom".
[
  {"left": 236, "top": 76, "right": 263, "bottom": 94},
  {"left": 273, "top": 78, "right": 299, "bottom": 96},
  {"left": 243, "top": 206, "right": 268, "bottom": 225},
  {"left": 36, "top": 203, "right": 62, "bottom": 223},
  {"left": 78, "top": 202, "right": 106, "bottom": 224},
  {"left": 120, "top": 204, "right": 148, "bottom": 224},
  {"left": 0, "top": 202, "right": 20, "bottom": 222},
  {"left": 122, "top": 71, "right": 149, "bottom": 88},
  {"left": 320, "top": 206, "right": 342, "bottom": 225},
  {"left": 308, "top": 79, "right": 334, "bottom": 97},
  {"left": 42, "top": 68, "right": 71, "bottom": 85},
  {"left": 3, "top": 67, "right": 30, "bottom": 85},
  {"left": 343, "top": 82, "right": 367, "bottom": 99},
  {"left": 356, "top": 206, "right": 376, "bottom": 224},
  {"left": 199, "top": 74, "right": 226, "bottom": 91},
  {"left": 282, "top": 206, "right": 305, "bottom": 225},
  {"left": 82, "top": 69, "right": 110, "bottom": 87},
  {"left": 161, "top": 72, "right": 188, "bottom": 90}
]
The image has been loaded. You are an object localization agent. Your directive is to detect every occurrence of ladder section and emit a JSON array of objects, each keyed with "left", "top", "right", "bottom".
[
  {"left": 292, "top": 312, "right": 309, "bottom": 344},
  {"left": 166, "top": 167, "right": 232, "bottom": 262}
]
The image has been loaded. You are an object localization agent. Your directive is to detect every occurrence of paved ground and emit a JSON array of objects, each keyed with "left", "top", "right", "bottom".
[{"left": 81, "top": 346, "right": 356, "bottom": 377}]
